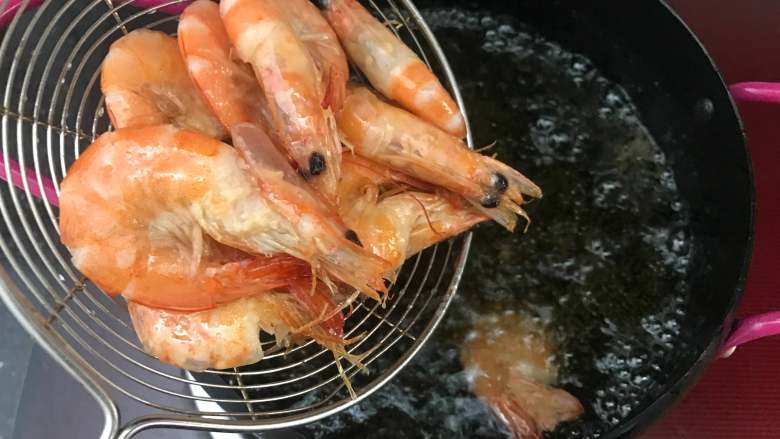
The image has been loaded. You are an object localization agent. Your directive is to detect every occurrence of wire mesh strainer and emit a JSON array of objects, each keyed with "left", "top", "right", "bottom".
[{"left": 0, "top": 0, "right": 472, "bottom": 437}]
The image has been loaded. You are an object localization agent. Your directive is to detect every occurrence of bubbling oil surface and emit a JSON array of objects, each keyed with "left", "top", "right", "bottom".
[{"left": 302, "top": 7, "right": 692, "bottom": 438}]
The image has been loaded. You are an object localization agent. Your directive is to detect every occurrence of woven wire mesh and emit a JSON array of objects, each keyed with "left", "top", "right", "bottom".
[{"left": 0, "top": 0, "right": 471, "bottom": 436}]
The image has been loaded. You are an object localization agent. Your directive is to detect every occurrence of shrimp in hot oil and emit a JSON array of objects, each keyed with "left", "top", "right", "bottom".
[
  {"left": 319, "top": 0, "right": 466, "bottom": 137},
  {"left": 461, "top": 312, "right": 584, "bottom": 438},
  {"left": 221, "top": 0, "right": 345, "bottom": 202},
  {"left": 59, "top": 125, "right": 389, "bottom": 308},
  {"left": 101, "top": 29, "right": 226, "bottom": 138},
  {"left": 337, "top": 85, "right": 542, "bottom": 232}
]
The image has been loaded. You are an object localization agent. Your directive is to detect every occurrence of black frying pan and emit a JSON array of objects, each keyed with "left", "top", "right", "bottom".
[{"left": 203, "top": 1, "right": 755, "bottom": 437}]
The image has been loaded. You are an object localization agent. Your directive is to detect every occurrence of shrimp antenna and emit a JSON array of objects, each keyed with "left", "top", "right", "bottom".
[
  {"left": 475, "top": 140, "right": 497, "bottom": 153},
  {"left": 408, "top": 192, "right": 442, "bottom": 236}
]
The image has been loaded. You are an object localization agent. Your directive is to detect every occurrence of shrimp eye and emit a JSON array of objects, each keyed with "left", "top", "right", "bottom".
[
  {"left": 345, "top": 229, "right": 363, "bottom": 247},
  {"left": 309, "top": 152, "right": 326, "bottom": 176},
  {"left": 311, "top": 0, "right": 331, "bottom": 9},
  {"left": 480, "top": 192, "right": 500, "bottom": 208},
  {"left": 491, "top": 173, "right": 508, "bottom": 193}
]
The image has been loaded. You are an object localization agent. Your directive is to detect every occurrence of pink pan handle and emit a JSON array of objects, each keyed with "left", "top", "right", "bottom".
[
  {"left": 0, "top": 157, "right": 59, "bottom": 206},
  {"left": 0, "top": 0, "right": 190, "bottom": 28},
  {"left": 720, "top": 313, "right": 780, "bottom": 358},
  {"left": 117, "top": 0, "right": 191, "bottom": 15},
  {"left": 0, "top": 0, "right": 44, "bottom": 28},
  {"left": 719, "top": 81, "right": 780, "bottom": 358},
  {"left": 730, "top": 82, "right": 780, "bottom": 104}
]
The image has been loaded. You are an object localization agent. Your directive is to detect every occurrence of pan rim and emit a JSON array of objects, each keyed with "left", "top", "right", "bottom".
[{"left": 602, "top": 1, "right": 756, "bottom": 437}]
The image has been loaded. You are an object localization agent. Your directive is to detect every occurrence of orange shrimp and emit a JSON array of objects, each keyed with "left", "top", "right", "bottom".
[
  {"left": 128, "top": 284, "right": 356, "bottom": 371},
  {"left": 319, "top": 0, "right": 466, "bottom": 137},
  {"left": 178, "top": 0, "right": 269, "bottom": 131},
  {"left": 59, "top": 125, "right": 390, "bottom": 308},
  {"left": 338, "top": 155, "right": 487, "bottom": 269},
  {"left": 220, "top": 0, "right": 345, "bottom": 202},
  {"left": 461, "top": 312, "right": 584, "bottom": 438},
  {"left": 337, "top": 85, "right": 542, "bottom": 232},
  {"left": 283, "top": 0, "right": 349, "bottom": 111},
  {"left": 341, "top": 154, "right": 438, "bottom": 195},
  {"left": 100, "top": 29, "right": 226, "bottom": 139}
]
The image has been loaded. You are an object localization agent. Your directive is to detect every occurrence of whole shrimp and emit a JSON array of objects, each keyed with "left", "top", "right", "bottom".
[
  {"left": 319, "top": 0, "right": 466, "bottom": 137},
  {"left": 59, "top": 125, "right": 390, "bottom": 309},
  {"left": 337, "top": 85, "right": 542, "bottom": 232},
  {"left": 178, "top": 0, "right": 270, "bottom": 131},
  {"left": 338, "top": 155, "right": 487, "bottom": 269},
  {"left": 220, "top": 0, "right": 347, "bottom": 202},
  {"left": 101, "top": 29, "right": 226, "bottom": 138},
  {"left": 461, "top": 312, "right": 584, "bottom": 438},
  {"left": 128, "top": 280, "right": 356, "bottom": 371}
]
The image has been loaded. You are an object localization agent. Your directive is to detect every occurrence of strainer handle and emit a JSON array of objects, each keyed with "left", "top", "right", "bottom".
[{"left": 0, "top": 0, "right": 191, "bottom": 28}]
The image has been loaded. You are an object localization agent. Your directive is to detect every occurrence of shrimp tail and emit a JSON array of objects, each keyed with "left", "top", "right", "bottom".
[
  {"left": 288, "top": 276, "right": 345, "bottom": 338},
  {"left": 125, "top": 254, "right": 309, "bottom": 312},
  {"left": 484, "top": 392, "right": 542, "bottom": 439}
]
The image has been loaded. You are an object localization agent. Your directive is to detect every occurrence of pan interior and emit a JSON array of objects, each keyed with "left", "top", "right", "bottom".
[{"left": 287, "top": 1, "right": 750, "bottom": 438}]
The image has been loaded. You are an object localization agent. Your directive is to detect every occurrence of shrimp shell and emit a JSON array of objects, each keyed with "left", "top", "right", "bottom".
[
  {"left": 178, "top": 0, "right": 270, "bottom": 132},
  {"left": 101, "top": 29, "right": 226, "bottom": 138},
  {"left": 320, "top": 0, "right": 466, "bottom": 137},
  {"left": 338, "top": 155, "right": 487, "bottom": 269},
  {"left": 221, "top": 0, "right": 344, "bottom": 203},
  {"left": 129, "top": 290, "right": 358, "bottom": 371},
  {"left": 337, "top": 85, "right": 541, "bottom": 232}
]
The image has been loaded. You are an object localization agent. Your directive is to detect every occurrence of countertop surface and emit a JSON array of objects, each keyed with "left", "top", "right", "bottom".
[{"left": 2, "top": 1, "right": 780, "bottom": 439}]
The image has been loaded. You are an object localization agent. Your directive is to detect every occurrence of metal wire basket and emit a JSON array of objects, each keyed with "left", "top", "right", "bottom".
[{"left": 0, "top": 0, "right": 472, "bottom": 437}]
